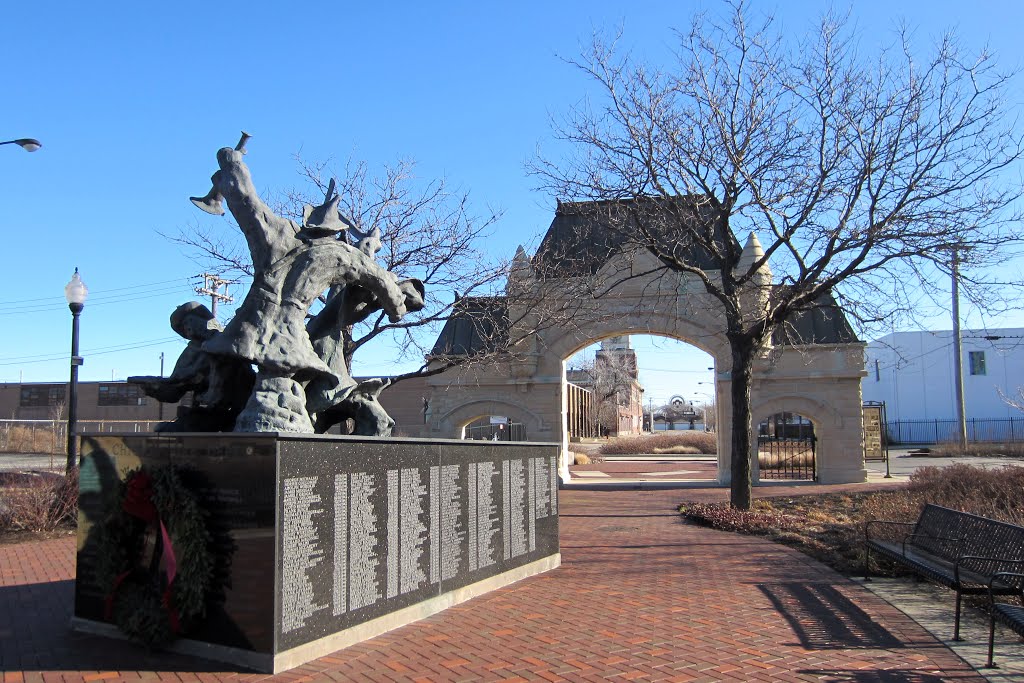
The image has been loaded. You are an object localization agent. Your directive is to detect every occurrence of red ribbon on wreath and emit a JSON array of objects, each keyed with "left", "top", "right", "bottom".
[{"left": 104, "top": 470, "right": 180, "bottom": 631}]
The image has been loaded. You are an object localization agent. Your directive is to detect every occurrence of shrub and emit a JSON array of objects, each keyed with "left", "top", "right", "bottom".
[
  {"left": 904, "top": 464, "right": 1024, "bottom": 525},
  {"left": 599, "top": 431, "right": 716, "bottom": 455},
  {"left": 679, "top": 464, "right": 1024, "bottom": 576},
  {"left": 652, "top": 445, "right": 701, "bottom": 455},
  {"left": 0, "top": 469, "right": 78, "bottom": 533},
  {"left": 681, "top": 500, "right": 807, "bottom": 533},
  {"left": 572, "top": 452, "right": 591, "bottom": 465},
  {"left": 930, "top": 442, "right": 1024, "bottom": 458}
]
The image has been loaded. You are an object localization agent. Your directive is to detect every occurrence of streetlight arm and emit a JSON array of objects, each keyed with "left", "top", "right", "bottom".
[{"left": 0, "top": 138, "right": 42, "bottom": 152}]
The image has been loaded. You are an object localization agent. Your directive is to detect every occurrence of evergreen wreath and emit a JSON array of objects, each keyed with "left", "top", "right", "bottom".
[{"left": 94, "top": 465, "right": 215, "bottom": 647}]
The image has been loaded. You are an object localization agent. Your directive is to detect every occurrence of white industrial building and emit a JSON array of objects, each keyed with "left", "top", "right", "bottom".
[{"left": 863, "top": 329, "right": 1024, "bottom": 423}]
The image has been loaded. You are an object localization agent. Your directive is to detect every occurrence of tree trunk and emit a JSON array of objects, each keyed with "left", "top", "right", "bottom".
[{"left": 729, "top": 339, "right": 756, "bottom": 510}]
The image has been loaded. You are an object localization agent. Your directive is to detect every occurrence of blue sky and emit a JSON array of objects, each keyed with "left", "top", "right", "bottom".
[{"left": 3, "top": 0, "right": 1023, "bottom": 408}]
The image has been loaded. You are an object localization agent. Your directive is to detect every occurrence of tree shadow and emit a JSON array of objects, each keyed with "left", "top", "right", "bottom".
[
  {"left": 794, "top": 669, "right": 948, "bottom": 682},
  {"left": 758, "top": 582, "right": 903, "bottom": 650}
]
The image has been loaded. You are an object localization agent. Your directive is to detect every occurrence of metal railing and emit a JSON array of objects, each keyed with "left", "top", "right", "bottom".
[
  {"left": 885, "top": 417, "right": 1024, "bottom": 445},
  {"left": 464, "top": 422, "right": 526, "bottom": 441}
]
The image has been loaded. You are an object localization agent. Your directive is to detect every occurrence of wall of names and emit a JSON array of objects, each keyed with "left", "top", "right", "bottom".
[{"left": 276, "top": 442, "right": 559, "bottom": 650}]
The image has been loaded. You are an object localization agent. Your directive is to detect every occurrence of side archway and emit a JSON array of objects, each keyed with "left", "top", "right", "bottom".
[
  {"left": 440, "top": 399, "right": 547, "bottom": 440},
  {"left": 751, "top": 393, "right": 862, "bottom": 484}
]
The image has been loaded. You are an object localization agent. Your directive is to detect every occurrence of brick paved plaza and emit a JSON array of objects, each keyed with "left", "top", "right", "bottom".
[{"left": 1, "top": 483, "right": 985, "bottom": 682}]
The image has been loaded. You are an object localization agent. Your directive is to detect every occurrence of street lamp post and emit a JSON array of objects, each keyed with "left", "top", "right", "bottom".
[
  {"left": 64, "top": 269, "right": 88, "bottom": 473},
  {"left": 0, "top": 138, "right": 42, "bottom": 152}
]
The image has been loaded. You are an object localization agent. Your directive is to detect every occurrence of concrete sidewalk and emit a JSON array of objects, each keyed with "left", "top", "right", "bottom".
[{"left": 0, "top": 483, "right": 1007, "bottom": 682}]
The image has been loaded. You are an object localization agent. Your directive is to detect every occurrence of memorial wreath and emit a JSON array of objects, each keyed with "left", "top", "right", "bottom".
[{"left": 94, "top": 465, "right": 215, "bottom": 647}]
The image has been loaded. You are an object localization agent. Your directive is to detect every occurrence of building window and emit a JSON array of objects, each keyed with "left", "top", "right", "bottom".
[
  {"left": 968, "top": 351, "right": 986, "bottom": 376},
  {"left": 98, "top": 383, "right": 147, "bottom": 406},
  {"left": 19, "top": 384, "right": 66, "bottom": 408}
]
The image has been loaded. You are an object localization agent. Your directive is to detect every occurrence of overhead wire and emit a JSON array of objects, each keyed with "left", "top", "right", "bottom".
[
  {"left": 0, "top": 284, "right": 198, "bottom": 315},
  {"left": 0, "top": 337, "right": 183, "bottom": 366},
  {"left": 0, "top": 278, "right": 190, "bottom": 306}
]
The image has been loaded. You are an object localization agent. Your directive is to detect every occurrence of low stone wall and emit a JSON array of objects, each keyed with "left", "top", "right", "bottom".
[{"left": 73, "top": 432, "right": 560, "bottom": 672}]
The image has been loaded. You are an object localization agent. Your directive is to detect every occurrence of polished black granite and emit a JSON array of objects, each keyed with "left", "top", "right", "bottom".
[{"left": 75, "top": 433, "right": 559, "bottom": 658}]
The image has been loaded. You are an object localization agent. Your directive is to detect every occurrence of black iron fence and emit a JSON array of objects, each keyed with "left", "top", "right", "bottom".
[
  {"left": 886, "top": 417, "right": 1024, "bottom": 445},
  {"left": 464, "top": 422, "right": 526, "bottom": 441}
]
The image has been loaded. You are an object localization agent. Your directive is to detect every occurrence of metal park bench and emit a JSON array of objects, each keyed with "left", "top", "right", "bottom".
[
  {"left": 864, "top": 503, "right": 1024, "bottom": 640},
  {"left": 987, "top": 571, "right": 1024, "bottom": 668}
]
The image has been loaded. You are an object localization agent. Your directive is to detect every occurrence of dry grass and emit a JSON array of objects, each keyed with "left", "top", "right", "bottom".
[
  {"left": 758, "top": 448, "right": 815, "bottom": 470},
  {"left": 573, "top": 452, "right": 592, "bottom": 465},
  {"left": 600, "top": 431, "right": 716, "bottom": 455},
  {"left": 651, "top": 445, "right": 702, "bottom": 455},
  {"left": 0, "top": 424, "right": 60, "bottom": 454},
  {"left": 930, "top": 442, "right": 1024, "bottom": 458},
  {"left": 681, "top": 463, "right": 1024, "bottom": 576}
]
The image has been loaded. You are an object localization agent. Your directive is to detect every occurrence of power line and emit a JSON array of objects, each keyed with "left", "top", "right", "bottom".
[
  {"left": 0, "top": 284, "right": 197, "bottom": 316},
  {"left": 0, "top": 337, "right": 183, "bottom": 366},
  {"left": 0, "top": 278, "right": 188, "bottom": 306}
]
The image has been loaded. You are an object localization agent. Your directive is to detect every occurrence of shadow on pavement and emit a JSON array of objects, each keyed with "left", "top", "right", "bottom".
[
  {"left": 759, "top": 581, "right": 904, "bottom": 650},
  {"left": 0, "top": 579, "right": 247, "bottom": 673}
]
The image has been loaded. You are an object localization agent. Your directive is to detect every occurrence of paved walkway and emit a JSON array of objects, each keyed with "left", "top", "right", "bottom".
[{"left": 0, "top": 483, "right": 1000, "bottom": 682}]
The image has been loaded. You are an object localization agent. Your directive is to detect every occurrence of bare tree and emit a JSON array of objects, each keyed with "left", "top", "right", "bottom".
[{"left": 535, "top": 1, "right": 1024, "bottom": 507}]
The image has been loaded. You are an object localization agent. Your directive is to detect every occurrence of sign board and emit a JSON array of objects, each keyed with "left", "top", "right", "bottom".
[
  {"left": 863, "top": 404, "right": 885, "bottom": 461},
  {"left": 489, "top": 416, "right": 509, "bottom": 425}
]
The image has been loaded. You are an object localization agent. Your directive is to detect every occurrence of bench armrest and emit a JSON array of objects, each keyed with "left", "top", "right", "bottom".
[
  {"left": 955, "top": 556, "right": 1024, "bottom": 583},
  {"left": 988, "top": 571, "right": 1024, "bottom": 600}
]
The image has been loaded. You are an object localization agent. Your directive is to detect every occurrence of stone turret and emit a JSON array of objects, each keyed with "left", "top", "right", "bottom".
[
  {"left": 737, "top": 232, "right": 773, "bottom": 329},
  {"left": 506, "top": 245, "right": 533, "bottom": 294},
  {"left": 506, "top": 245, "right": 539, "bottom": 380}
]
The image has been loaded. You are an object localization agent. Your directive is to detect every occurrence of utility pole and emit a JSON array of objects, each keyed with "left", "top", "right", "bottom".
[
  {"left": 194, "top": 273, "right": 234, "bottom": 316},
  {"left": 951, "top": 249, "right": 968, "bottom": 450},
  {"left": 158, "top": 352, "right": 165, "bottom": 421}
]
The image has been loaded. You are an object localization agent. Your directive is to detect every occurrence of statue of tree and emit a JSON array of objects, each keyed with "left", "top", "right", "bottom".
[
  {"left": 169, "top": 153, "right": 511, "bottom": 390},
  {"left": 535, "top": 0, "right": 1023, "bottom": 507}
]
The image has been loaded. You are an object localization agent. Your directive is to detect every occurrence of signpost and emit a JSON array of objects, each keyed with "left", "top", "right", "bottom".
[{"left": 862, "top": 402, "right": 890, "bottom": 477}]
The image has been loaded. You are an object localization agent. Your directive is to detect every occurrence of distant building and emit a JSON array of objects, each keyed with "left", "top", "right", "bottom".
[
  {"left": 565, "top": 336, "right": 644, "bottom": 436},
  {"left": 0, "top": 381, "right": 177, "bottom": 426},
  {"left": 0, "top": 376, "right": 435, "bottom": 437},
  {"left": 862, "top": 329, "right": 1024, "bottom": 422}
]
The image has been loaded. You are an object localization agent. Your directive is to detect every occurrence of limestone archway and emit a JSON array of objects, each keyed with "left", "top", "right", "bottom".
[
  {"left": 543, "top": 322, "right": 731, "bottom": 479},
  {"left": 441, "top": 399, "right": 547, "bottom": 440},
  {"left": 751, "top": 392, "right": 863, "bottom": 484},
  {"left": 418, "top": 200, "right": 868, "bottom": 486}
]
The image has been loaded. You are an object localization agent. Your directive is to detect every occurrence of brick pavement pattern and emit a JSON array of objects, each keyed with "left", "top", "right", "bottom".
[{"left": 0, "top": 485, "right": 983, "bottom": 682}]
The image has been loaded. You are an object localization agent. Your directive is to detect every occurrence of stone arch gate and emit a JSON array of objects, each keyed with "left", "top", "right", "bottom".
[{"left": 418, "top": 201, "right": 868, "bottom": 486}]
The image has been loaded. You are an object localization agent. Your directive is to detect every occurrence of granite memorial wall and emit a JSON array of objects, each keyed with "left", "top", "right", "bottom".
[{"left": 73, "top": 433, "right": 560, "bottom": 672}]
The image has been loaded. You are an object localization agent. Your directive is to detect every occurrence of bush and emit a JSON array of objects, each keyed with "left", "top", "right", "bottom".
[
  {"left": 572, "top": 452, "right": 592, "bottom": 465},
  {"left": 930, "top": 442, "right": 1024, "bottom": 458},
  {"left": 652, "top": 445, "right": 701, "bottom": 455},
  {"left": 904, "top": 463, "right": 1024, "bottom": 525},
  {"left": 599, "top": 431, "right": 716, "bottom": 455},
  {"left": 0, "top": 469, "right": 78, "bottom": 533},
  {"left": 679, "top": 463, "right": 1024, "bottom": 576}
]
